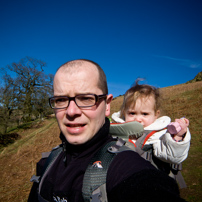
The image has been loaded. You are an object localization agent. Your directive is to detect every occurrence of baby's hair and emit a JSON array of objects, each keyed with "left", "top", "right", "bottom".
[{"left": 120, "top": 79, "right": 161, "bottom": 119}]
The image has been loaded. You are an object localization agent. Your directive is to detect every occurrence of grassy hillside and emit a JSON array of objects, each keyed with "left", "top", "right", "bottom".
[{"left": 0, "top": 81, "right": 202, "bottom": 201}]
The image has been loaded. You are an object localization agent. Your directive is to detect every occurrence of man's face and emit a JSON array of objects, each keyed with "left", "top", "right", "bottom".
[
  {"left": 124, "top": 96, "right": 159, "bottom": 128},
  {"left": 53, "top": 62, "right": 112, "bottom": 145}
]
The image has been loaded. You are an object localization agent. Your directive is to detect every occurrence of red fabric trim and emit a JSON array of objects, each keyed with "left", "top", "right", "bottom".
[
  {"left": 129, "top": 138, "right": 136, "bottom": 147},
  {"left": 110, "top": 122, "right": 125, "bottom": 125},
  {"left": 141, "top": 131, "right": 156, "bottom": 148}
]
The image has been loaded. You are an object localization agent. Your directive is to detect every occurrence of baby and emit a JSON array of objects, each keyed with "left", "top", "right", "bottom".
[{"left": 110, "top": 80, "right": 191, "bottom": 187}]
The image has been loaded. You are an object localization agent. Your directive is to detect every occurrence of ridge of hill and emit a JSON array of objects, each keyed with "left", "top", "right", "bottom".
[
  {"left": 0, "top": 81, "right": 202, "bottom": 202},
  {"left": 186, "top": 71, "right": 202, "bottom": 84}
]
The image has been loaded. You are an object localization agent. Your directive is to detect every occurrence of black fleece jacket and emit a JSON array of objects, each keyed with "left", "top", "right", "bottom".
[{"left": 28, "top": 118, "right": 186, "bottom": 202}]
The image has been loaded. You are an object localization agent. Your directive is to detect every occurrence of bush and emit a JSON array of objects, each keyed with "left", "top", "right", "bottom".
[{"left": 0, "top": 133, "right": 21, "bottom": 146}]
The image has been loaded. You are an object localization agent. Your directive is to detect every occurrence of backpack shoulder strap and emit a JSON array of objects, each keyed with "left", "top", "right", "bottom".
[
  {"left": 82, "top": 138, "right": 132, "bottom": 202},
  {"left": 41, "top": 144, "right": 63, "bottom": 176},
  {"left": 30, "top": 145, "right": 63, "bottom": 188},
  {"left": 134, "top": 130, "right": 154, "bottom": 155},
  {"left": 170, "top": 163, "right": 187, "bottom": 189},
  {"left": 82, "top": 141, "right": 115, "bottom": 202}
]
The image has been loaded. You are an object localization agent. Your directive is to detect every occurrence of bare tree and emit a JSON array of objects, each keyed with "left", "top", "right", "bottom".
[
  {"left": 0, "top": 72, "right": 18, "bottom": 134},
  {"left": 0, "top": 57, "right": 53, "bottom": 131}
]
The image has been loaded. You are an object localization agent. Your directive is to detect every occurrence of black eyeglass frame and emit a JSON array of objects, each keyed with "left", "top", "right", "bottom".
[{"left": 49, "top": 94, "right": 108, "bottom": 109}]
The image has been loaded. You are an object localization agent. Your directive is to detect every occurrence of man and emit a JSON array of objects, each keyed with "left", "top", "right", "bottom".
[{"left": 28, "top": 59, "right": 186, "bottom": 202}]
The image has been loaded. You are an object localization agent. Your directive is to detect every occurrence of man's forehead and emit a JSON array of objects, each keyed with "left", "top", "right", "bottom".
[
  {"left": 53, "top": 62, "right": 100, "bottom": 93},
  {"left": 55, "top": 61, "right": 94, "bottom": 80},
  {"left": 54, "top": 65, "right": 98, "bottom": 83},
  {"left": 59, "top": 60, "right": 97, "bottom": 73}
]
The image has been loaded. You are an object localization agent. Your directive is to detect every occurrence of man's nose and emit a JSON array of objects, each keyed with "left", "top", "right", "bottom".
[{"left": 65, "top": 100, "right": 82, "bottom": 117}]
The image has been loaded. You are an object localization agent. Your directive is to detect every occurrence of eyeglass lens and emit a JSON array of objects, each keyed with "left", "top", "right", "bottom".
[{"left": 51, "top": 94, "right": 96, "bottom": 108}]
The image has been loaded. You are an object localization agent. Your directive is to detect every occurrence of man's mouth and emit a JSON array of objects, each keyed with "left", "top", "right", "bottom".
[
  {"left": 66, "top": 124, "right": 86, "bottom": 128},
  {"left": 65, "top": 123, "right": 86, "bottom": 135}
]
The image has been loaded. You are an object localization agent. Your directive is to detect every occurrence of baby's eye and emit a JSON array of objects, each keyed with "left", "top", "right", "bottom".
[
  {"left": 129, "top": 112, "right": 136, "bottom": 115},
  {"left": 142, "top": 113, "right": 149, "bottom": 116}
]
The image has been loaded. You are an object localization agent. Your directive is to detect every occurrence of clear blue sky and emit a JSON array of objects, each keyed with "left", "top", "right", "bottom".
[{"left": 1, "top": 0, "right": 202, "bottom": 97}]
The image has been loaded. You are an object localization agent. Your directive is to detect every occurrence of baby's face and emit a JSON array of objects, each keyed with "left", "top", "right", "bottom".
[{"left": 124, "top": 96, "right": 159, "bottom": 128}]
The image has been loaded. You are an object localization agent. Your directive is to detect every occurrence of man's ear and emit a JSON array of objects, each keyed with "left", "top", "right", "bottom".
[{"left": 105, "top": 94, "right": 113, "bottom": 116}]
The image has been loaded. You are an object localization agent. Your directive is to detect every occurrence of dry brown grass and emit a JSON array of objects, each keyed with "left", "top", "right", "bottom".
[
  {"left": 110, "top": 96, "right": 124, "bottom": 116},
  {"left": 0, "top": 118, "right": 61, "bottom": 201},
  {"left": 0, "top": 81, "right": 202, "bottom": 201}
]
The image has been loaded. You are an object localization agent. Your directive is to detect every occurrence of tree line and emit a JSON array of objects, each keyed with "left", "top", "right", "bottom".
[{"left": 0, "top": 57, "right": 54, "bottom": 135}]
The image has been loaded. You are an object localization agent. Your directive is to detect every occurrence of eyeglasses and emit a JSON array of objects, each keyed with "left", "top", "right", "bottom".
[{"left": 49, "top": 94, "right": 107, "bottom": 109}]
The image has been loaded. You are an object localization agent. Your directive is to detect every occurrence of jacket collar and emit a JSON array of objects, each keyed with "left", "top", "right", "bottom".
[{"left": 60, "top": 118, "right": 112, "bottom": 155}]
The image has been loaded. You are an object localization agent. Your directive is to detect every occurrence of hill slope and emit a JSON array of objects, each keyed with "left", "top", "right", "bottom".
[{"left": 0, "top": 81, "right": 202, "bottom": 202}]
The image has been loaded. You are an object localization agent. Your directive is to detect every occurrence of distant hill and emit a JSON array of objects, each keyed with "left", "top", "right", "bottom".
[
  {"left": 186, "top": 71, "right": 202, "bottom": 83},
  {"left": 0, "top": 81, "right": 202, "bottom": 201}
]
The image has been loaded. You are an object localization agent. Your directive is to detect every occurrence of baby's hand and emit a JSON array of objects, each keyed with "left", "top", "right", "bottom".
[{"left": 175, "top": 118, "right": 189, "bottom": 139}]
